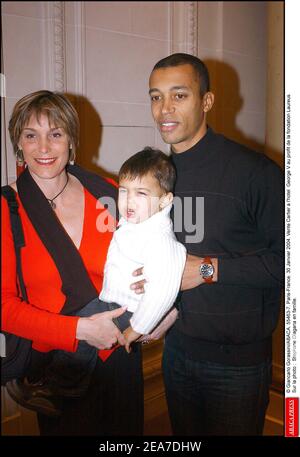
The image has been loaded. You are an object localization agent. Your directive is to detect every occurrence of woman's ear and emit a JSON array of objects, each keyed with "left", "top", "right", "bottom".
[{"left": 159, "top": 192, "right": 173, "bottom": 209}]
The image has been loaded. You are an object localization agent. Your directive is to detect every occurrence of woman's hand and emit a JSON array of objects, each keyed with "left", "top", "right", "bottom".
[
  {"left": 130, "top": 267, "right": 146, "bottom": 294},
  {"left": 139, "top": 307, "right": 179, "bottom": 343},
  {"left": 76, "top": 307, "right": 126, "bottom": 349}
]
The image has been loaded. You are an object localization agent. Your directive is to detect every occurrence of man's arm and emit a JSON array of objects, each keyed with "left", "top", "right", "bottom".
[
  {"left": 218, "top": 158, "right": 283, "bottom": 288},
  {"left": 180, "top": 255, "right": 218, "bottom": 290},
  {"left": 181, "top": 157, "right": 283, "bottom": 290}
]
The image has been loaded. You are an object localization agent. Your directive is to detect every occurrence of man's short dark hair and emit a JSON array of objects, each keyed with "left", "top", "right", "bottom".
[
  {"left": 152, "top": 53, "right": 210, "bottom": 97},
  {"left": 119, "top": 147, "right": 176, "bottom": 193}
]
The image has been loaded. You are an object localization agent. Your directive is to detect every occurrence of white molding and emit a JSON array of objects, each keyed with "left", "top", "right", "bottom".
[
  {"left": 169, "top": 1, "right": 198, "bottom": 55},
  {"left": 53, "top": 1, "right": 66, "bottom": 92},
  {"left": 1, "top": 98, "right": 8, "bottom": 185},
  {"left": 1, "top": 23, "right": 9, "bottom": 185},
  {"left": 170, "top": 1, "right": 185, "bottom": 54},
  {"left": 167, "top": 1, "right": 173, "bottom": 55},
  {"left": 43, "top": 3, "right": 54, "bottom": 90},
  {"left": 186, "top": 2, "right": 198, "bottom": 55},
  {"left": 43, "top": 2, "right": 66, "bottom": 92},
  {"left": 74, "top": 1, "right": 86, "bottom": 96}
]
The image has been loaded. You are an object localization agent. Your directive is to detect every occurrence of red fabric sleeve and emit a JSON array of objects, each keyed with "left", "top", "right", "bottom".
[{"left": 1, "top": 196, "right": 79, "bottom": 353}]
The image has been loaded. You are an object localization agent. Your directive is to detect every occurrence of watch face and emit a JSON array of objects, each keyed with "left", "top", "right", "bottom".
[{"left": 200, "top": 263, "right": 214, "bottom": 278}]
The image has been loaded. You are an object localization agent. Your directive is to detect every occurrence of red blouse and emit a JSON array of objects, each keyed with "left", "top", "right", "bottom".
[{"left": 1, "top": 186, "right": 115, "bottom": 353}]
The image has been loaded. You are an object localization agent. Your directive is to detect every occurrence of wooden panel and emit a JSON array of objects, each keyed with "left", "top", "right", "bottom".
[
  {"left": 142, "top": 339, "right": 171, "bottom": 435},
  {"left": 264, "top": 390, "right": 284, "bottom": 435}
]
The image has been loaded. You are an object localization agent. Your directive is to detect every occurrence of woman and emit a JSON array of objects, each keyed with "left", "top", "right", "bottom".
[{"left": 1, "top": 90, "right": 144, "bottom": 435}]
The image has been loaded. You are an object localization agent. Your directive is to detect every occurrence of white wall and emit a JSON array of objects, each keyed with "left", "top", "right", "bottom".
[
  {"left": 2, "top": 2, "right": 50, "bottom": 183},
  {"left": 1, "top": 1, "right": 268, "bottom": 186},
  {"left": 198, "top": 1, "right": 267, "bottom": 152},
  {"left": 1, "top": 1, "right": 175, "bottom": 184},
  {"left": 64, "top": 1, "right": 172, "bottom": 177}
]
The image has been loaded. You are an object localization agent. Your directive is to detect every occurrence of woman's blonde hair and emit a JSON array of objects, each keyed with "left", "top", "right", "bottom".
[{"left": 9, "top": 90, "right": 79, "bottom": 162}]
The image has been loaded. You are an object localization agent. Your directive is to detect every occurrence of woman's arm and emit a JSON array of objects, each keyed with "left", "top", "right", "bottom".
[
  {"left": 2, "top": 197, "right": 124, "bottom": 352},
  {"left": 1, "top": 197, "right": 80, "bottom": 352}
]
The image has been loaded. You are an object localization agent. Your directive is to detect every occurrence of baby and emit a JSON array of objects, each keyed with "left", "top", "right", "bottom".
[{"left": 99, "top": 147, "right": 187, "bottom": 352}]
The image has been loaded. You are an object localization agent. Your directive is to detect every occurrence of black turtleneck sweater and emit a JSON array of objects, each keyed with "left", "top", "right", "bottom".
[{"left": 168, "top": 127, "right": 283, "bottom": 366}]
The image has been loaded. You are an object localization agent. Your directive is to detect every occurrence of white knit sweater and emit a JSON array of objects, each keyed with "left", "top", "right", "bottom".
[{"left": 99, "top": 204, "right": 187, "bottom": 334}]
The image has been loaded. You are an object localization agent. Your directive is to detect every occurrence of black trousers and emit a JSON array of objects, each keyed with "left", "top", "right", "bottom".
[
  {"left": 163, "top": 337, "right": 271, "bottom": 436},
  {"left": 44, "top": 298, "right": 133, "bottom": 393},
  {"left": 35, "top": 343, "right": 144, "bottom": 436}
]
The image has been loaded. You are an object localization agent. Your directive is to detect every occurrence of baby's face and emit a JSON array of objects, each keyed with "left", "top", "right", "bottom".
[{"left": 118, "top": 173, "right": 165, "bottom": 223}]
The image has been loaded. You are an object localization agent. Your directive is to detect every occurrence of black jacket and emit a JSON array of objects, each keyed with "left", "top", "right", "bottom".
[{"left": 168, "top": 127, "right": 283, "bottom": 365}]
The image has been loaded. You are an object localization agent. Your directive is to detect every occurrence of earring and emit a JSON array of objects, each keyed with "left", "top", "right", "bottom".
[
  {"left": 16, "top": 149, "right": 26, "bottom": 177},
  {"left": 68, "top": 145, "right": 76, "bottom": 165},
  {"left": 16, "top": 149, "right": 25, "bottom": 166}
]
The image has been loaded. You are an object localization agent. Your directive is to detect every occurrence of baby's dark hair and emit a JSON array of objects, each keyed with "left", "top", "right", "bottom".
[{"left": 119, "top": 147, "right": 176, "bottom": 193}]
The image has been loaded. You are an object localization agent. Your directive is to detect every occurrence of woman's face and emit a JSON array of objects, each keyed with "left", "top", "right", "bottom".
[{"left": 18, "top": 113, "right": 70, "bottom": 181}]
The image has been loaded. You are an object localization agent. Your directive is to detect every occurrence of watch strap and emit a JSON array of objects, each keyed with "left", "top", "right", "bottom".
[{"left": 202, "top": 257, "right": 213, "bottom": 283}]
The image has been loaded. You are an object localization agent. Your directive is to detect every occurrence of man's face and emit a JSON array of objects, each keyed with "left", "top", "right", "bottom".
[{"left": 149, "top": 64, "right": 208, "bottom": 153}]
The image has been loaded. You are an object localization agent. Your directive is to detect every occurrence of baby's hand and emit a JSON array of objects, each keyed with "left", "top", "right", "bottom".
[{"left": 123, "top": 326, "right": 141, "bottom": 353}]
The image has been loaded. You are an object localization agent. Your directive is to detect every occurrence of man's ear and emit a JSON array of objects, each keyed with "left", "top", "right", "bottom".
[
  {"left": 202, "top": 91, "right": 214, "bottom": 113},
  {"left": 159, "top": 192, "right": 173, "bottom": 209}
]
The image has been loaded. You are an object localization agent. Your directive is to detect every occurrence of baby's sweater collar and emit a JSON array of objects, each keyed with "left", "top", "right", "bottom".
[{"left": 118, "top": 203, "right": 173, "bottom": 233}]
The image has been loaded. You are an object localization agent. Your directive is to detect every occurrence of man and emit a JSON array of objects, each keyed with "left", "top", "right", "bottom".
[{"left": 146, "top": 53, "right": 283, "bottom": 435}]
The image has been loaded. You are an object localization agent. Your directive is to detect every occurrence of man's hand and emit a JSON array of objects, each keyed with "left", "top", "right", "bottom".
[
  {"left": 123, "top": 326, "right": 141, "bottom": 353},
  {"left": 181, "top": 254, "right": 218, "bottom": 290},
  {"left": 130, "top": 267, "right": 146, "bottom": 294}
]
